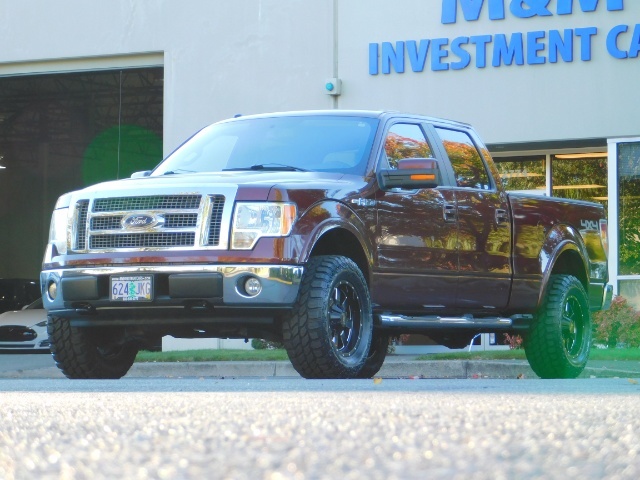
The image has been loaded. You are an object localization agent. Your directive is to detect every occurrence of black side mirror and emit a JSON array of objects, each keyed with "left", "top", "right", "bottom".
[{"left": 378, "top": 158, "right": 442, "bottom": 189}]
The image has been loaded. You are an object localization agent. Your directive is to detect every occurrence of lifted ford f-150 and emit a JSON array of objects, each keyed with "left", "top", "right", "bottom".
[{"left": 41, "top": 110, "right": 612, "bottom": 379}]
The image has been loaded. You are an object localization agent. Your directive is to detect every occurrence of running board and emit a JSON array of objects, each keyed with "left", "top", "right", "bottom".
[{"left": 378, "top": 314, "right": 532, "bottom": 331}]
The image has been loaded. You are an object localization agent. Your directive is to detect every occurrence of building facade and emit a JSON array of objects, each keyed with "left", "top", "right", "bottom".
[{"left": 0, "top": 0, "right": 638, "bottom": 306}]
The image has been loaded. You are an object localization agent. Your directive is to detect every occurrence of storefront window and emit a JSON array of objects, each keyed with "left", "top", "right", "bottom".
[
  {"left": 551, "top": 153, "right": 608, "bottom": 210},
  {"left": 618, "top": 142, "right": 640, "bottom": 275},
  {"left": 494, "top": 156, "right": 546, "bottom": 194}
]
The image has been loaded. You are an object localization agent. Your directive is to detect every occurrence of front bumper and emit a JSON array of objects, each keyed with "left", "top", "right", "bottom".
[{"left": 41, "top": 264, "right": 303, "bottom": 320}]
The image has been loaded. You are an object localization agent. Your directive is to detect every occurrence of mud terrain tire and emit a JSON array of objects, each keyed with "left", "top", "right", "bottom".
[
  {"left": 525, "top": 274, "right": 591, "bottom": 379},
  {"left": 48, "top": 317, "right": 138, "bottom": 379},
  {"left": 283, "top": 255, "right": 373, "bottom": 379}
]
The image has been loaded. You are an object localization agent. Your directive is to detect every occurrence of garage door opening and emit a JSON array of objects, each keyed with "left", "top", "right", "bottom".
[{"left": 0, "top": 67, "right": 164, "bottom": 279}]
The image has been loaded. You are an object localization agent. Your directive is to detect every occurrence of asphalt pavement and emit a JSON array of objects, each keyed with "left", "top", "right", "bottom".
[{"left": 1, "top": 353, "right": 639, "bottom": 379}]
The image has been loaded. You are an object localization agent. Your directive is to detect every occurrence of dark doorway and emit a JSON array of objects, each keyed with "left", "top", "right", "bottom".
[{"left": 0, "top": 67, "right": 164, "bottom": 278}]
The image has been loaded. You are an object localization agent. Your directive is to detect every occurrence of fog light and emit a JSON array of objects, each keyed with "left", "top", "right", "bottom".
[
  {"left": 244, "top": 277, "right": 262, "bottom": 297},
  {"left": 47, "top": 281, "right": 58, "bottom": 300}
]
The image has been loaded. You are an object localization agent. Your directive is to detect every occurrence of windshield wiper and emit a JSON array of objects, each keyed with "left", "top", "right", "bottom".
[
  {"left": 162, "top": 169, "right": 196, "bottom": 175},
  {"left": 224, "top": 163, "right": 308, "bottom": 172}
]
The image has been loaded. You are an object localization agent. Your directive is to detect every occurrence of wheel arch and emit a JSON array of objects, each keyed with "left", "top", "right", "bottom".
[
  {"left": 309, "top": 227, "right": 371, "bottom": 286},
  {"left": 537, "top": 224, "right": 590, "bottom": 309},
  {"left": 295, "top": 201, "right": 373, "bottom": 285}
]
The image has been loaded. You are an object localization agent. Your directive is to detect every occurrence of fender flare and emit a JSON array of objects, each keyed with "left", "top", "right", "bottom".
[
  {"left": 293, "top": 200, "right": 374, "bottom": 273},
  {"left": 536, "top": 223, "right": 590, "bottom": 309}
]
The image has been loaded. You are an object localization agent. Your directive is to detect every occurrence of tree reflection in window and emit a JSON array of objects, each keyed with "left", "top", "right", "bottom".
[
  {"left": 383, "top": 124, "right": 432, "bottom": 169},
  {"left": 494, "top": 156, "right": 546, "bottom": 193},
  {"left": 436, "top": 128, "right": 490, "bottom": 190}
]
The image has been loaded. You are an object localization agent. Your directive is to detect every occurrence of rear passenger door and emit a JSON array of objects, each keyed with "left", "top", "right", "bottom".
[
  {"left": 432, "top": 126, "right": 512, "bottom": 311},
  {"left": 373, "top": 121, "right": 459, "bottom": 312}
]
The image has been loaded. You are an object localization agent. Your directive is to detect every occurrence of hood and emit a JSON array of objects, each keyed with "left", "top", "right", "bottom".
[{"left": 74, "top": 170, "right": 364, "bottom": 197}]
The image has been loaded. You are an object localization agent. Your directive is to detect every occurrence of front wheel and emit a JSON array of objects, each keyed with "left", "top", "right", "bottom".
[
  {"left": 356, "top": 330, "right": 389, "bottom": 378},
  {"left": 283, "top": 255, "right": 373, "bottom": 379},
  {"left": 48, "top": 317, "right": 139, "bottom": 379},
  {"left": 524, "top": 274, "right": 591, "bottom": 379}
]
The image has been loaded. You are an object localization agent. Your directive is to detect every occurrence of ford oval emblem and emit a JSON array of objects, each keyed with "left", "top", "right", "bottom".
[{"left": 122, "top": 214, "right": 158, "bottom": 229}]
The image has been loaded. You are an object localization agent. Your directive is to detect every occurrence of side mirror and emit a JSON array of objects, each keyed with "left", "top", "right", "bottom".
[
  {"left": 131, "top": 171, "right": 151, "bottom": 179},
  {"left": 378, "top": 158, "right": 442, "bottom": 189}
]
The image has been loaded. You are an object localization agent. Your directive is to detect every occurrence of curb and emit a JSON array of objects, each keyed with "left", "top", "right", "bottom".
[{"left": 0, "top": 361, "right": 638, "bottom": 380}]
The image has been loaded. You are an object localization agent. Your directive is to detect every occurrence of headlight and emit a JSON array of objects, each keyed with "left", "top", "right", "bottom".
[
  {"left": 231, "top": 202, "right": 296, "bottom": 250},
  {"left": 48, "top": 207, "right": 69, "bottom": 256}
]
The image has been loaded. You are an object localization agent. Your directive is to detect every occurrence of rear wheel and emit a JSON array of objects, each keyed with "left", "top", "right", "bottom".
[
  {"left": 48, "top": 316, "right": 138, "bottom": 379},
  {"left": 283, "top": 255, "right": 373, "bottom": 379},
  {"left": 524, "top": 274, "right": 591, "bottom": 379}
]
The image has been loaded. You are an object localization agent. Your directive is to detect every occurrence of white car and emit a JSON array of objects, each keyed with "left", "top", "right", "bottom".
[{"left": 0, "top": 298, "right": 50, "bottom": 352}]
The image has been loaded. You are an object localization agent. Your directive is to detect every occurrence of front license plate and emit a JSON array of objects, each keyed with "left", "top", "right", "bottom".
[{"left": 110, "top": 275, "right": 153, "bottom": 302}]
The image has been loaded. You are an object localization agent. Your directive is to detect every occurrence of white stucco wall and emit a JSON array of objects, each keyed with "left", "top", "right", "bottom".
[
  {"left": 0, "top": 0, "right": 638, "bottom": 148},
  {"left": 337, "top": 0, "right": 640, "bottom": 144},
  {"left": 0, "top": 0, "right": 336, "bottom": 155}
]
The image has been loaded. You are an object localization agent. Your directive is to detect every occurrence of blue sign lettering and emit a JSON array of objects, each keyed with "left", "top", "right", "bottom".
[
  {"left": 510, "top": 1, "right": 552, "bottom": 19},
  {"left": 470, "top": 35, "right": 492, "bottom": 67},
  {"left": 407, "top": 40, "right": 430, "bottom": 72},
  {"left": 575, "top": 27, "right": 597, "bottom": 61},
  {"left": 607, "top": 24, "right": 640, "bottom": 59},
  {"left": 557, "top": 0, "right": 623, "bottom": 15},
  {"left": 548, "top": 30, "right": 573, "bottom": 63},
  {"left": 492, "top": 33, "right": 524, "bottom": 66},
  {"left": 442, "top": 0, "right": 624, "bottom": 23},
  {"left": 369, "top": 1, "right": 631, "bottom": 75},
  {"left": 527, "top": 31, "right": 547, "bottom": 64}
]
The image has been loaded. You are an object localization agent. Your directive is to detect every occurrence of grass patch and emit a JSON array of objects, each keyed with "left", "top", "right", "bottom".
[
  {"left": 416, "top": 348, "right": 640, "bottom": 362},
  {"left": 134, "top": 347, "right": 640, "bottom": 363},
  {"left": 136, "top": 348, "right": 289, "bottom": 363}
]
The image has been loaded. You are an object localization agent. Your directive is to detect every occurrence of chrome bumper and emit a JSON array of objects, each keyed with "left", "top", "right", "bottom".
[{"left": 41, "top": 264, "right": 304, "bottom": 313}]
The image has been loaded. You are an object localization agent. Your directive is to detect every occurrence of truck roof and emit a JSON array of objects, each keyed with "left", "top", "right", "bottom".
[{"left": 217, "top": 109, "right": 472, "bottom": 129}]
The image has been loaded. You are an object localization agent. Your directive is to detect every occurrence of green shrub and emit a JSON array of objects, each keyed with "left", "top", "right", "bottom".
[
  {"left": 251, "top": 338, "right": 284, "bottom": 350},
  {"left": 592, "top": 296, "right": 640, "bottom": 348}
]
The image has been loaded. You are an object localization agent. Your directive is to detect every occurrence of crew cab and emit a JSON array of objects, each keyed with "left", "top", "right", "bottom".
[{"left": 40, "top": 110, "right": 612, "bottom": 379}]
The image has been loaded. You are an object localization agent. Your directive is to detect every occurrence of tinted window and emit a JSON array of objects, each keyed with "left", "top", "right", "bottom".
[
  {"left": 382, "top": 123, "right": 432, "bottom": 169},
  {"left": 436, "top": 127, "right": 491, "bottom": 190},
  {"left": 153, "top": 115, "right": 379, "bottom": 176}
]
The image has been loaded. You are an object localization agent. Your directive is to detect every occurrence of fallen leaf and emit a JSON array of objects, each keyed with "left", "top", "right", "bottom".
[{"left": 373, "top": 377, "right": 383, "bottom": 385}]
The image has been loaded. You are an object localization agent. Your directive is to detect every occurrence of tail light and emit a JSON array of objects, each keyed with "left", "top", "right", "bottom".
[{"left": 599, "top": 219, "right": 609, "bottom": 259}]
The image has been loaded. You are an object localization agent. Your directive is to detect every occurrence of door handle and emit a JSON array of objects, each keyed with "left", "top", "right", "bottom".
[
  {"left": 443, "top": 204, "right": 457, "bottom": 223},
  {"left": 495, "top": 208, "right": 509, "bottom": 226}
]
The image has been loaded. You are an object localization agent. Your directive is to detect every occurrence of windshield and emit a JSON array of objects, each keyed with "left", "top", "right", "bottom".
[{"left": 152, "top": 115, "right": 379, "bottom": 176}]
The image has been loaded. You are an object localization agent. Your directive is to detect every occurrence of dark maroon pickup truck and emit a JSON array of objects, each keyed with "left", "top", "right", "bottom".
[{"left": 41, "top": 110, "right": 612, "bottom": 379}]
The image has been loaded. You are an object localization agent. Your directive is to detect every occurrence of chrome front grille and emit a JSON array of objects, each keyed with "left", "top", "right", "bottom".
[
  {"left": 89, "top": 232, "right": 196, "bottom": 249},
  {"left": 72, "top": 192, "right": 232, "bottom": 252},
  {"left": 93, "top": 195, "right": 201, "bottom": 212}
]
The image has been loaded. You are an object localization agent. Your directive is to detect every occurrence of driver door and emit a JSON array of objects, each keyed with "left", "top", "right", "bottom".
[{"left": 373, "top": 122, "right": 458, "bottom": 313}]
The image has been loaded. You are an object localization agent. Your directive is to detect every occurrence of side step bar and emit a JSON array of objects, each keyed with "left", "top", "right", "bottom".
[{"left": 378, "top": 314, "right": 532, "bottom": 331}]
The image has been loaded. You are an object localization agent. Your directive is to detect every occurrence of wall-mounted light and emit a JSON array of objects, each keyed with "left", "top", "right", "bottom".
[{"left": 325, "top": 78, "right": 342, "bottom": 96}]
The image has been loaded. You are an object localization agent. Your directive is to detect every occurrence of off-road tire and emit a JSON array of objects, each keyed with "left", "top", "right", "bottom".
[
  {"left": 283, "top": 255, "right": 373, "bottom": 379},
  {"left": 356, "top": 330, "right": 389, "bottom": 378},
  {"left": 524, "top": 274, "right": 591, "bottom": 379},
  {"left": 48, "top": 316, "right": 138, "bottom": 379}
]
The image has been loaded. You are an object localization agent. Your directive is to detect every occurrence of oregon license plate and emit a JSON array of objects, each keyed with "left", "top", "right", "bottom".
[{"left": 110, "top": 275, "right": 153, "bottom": 302}]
